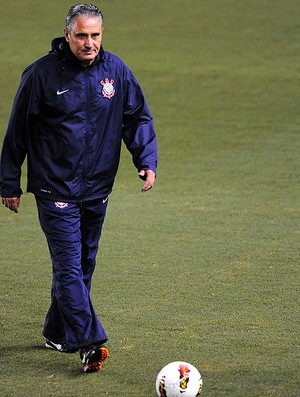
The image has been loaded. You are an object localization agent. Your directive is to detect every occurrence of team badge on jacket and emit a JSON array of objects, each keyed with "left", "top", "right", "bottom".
[
  {"left": 54, "top": 202, "right": 69, "bottom": 209},
  {"left": 100, "top": 78, "right": 115, "bottom": 99}
]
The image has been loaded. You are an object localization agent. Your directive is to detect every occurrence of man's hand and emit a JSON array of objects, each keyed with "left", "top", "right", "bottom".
[
  {"left": 2, "top": 197, "right": 20, "bottom": 213},
  {"left": 138, "top": 170, "right": 156, "bottom": 193}
]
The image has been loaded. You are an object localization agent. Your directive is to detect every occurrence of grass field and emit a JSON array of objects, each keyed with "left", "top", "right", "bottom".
[{"left": 0, "top": 1, "right": 299, "bottom": 396}]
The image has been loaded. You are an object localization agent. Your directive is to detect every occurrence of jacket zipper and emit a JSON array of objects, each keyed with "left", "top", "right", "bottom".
[{"left": 81, "top": 69, "right": 91, "bottom": 198}]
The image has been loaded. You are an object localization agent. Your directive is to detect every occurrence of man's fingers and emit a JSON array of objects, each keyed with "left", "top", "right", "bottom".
[{"left": 2, "top": 197, "right": 20, "bottom": 213}]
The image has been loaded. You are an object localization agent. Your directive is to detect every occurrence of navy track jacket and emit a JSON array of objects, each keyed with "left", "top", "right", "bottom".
[{"left": 0, "top": 38, "right": 157, "bottom": 202}]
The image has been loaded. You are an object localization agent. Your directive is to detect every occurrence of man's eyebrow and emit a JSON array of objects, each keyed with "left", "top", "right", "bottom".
[{"left": 74, "top": 32, "right": 101, "bottom": 36}]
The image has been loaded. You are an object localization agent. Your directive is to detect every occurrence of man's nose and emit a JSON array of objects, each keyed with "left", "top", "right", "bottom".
[{"left": 84, "top": 37, "right": 93, "bottom": 47}]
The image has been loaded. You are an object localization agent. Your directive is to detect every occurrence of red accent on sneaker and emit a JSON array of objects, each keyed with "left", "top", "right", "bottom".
[{"left": 82, "top": 346, "right": 110, "bottom": 373}]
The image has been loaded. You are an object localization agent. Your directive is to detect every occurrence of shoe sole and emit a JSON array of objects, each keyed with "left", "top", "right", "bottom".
[
  {"left": 45, "top": 340, "right": 65, "bottom": 351},
  {"left": 45, "top": 340, "right": 78, "bottom": 354}
]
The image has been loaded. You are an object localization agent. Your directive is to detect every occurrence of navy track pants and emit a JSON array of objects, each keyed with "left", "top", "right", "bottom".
[{"left": 36, "top": 197, "right": 109, "bottom": 350}]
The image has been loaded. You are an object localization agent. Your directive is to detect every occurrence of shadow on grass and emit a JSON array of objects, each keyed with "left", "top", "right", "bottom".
[{"left": 0, "top": 344, "right": 85, "bottom": 378}]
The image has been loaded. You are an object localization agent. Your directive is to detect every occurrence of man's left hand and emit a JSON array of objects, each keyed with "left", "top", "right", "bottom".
[{"left": 138, "top": 170, "right": 156, "bottom": 193}]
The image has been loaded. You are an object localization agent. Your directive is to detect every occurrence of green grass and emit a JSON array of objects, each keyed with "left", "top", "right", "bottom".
[{"left": 0, "top": 0, "right": 299, "bottom": 396}]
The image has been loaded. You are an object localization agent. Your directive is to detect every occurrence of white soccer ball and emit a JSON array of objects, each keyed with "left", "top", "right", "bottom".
[{"left": 155, "top": 361, "right": 203, "bottom": 397}]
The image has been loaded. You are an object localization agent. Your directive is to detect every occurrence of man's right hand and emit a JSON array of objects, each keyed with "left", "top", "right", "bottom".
[{"left": 2, "top": 197, "right": 20, "bottom": 213}]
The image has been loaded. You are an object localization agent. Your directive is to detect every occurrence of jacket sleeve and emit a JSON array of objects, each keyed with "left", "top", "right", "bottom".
[
  {"left": 0, "top": 65, "right": 37, "bottom": 198},
  {"left": 122, "top": 69, "right": 158, "bottom": 174}
]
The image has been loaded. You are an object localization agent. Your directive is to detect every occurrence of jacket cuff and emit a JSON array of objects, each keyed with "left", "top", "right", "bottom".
[{"left": 0, "top": 185, "right": 23, "bottom": 198}]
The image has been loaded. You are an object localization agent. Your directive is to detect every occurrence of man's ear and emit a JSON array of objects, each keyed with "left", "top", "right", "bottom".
[{"left": 64, "top": 28, "right": 70, "bottom": 42}]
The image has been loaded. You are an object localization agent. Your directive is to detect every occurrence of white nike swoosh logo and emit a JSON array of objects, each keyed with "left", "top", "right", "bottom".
[
  {"left": 102, "top": 197, "right": 109, "bottom": 204},
  {"left": 57, "top": 89, "right": 69, "bottom": 95}
]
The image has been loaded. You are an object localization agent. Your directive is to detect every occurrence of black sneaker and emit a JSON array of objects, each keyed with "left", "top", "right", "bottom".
[
  {"left": 45, "top": 339, "right": 78, "bottom": 354},
  {"left": 80, "top": 344, "right": 110, "bottom": 373}
]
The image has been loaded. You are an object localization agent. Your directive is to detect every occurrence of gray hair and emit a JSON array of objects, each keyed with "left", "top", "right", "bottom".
[{"left": 65, "top": 4, "right": 103, "bottom": 31}]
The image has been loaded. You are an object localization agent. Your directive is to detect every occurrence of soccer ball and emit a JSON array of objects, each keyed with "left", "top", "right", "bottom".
[{"left": 155, "top": 361, "right": 203, "bottom": 397}]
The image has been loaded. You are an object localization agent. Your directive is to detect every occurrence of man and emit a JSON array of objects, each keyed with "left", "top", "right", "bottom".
[{"left": 0, "top": 4, "right": 157, "bottom": 373}]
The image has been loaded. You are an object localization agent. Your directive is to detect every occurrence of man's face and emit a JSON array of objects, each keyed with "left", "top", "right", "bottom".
[{"left": 64, "top": 16, "right": 103, "bottom": 66}]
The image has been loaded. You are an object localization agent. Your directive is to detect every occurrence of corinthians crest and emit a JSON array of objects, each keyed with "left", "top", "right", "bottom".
[{"left": 100, "top": 77, "right": 116, "bottom": 99}]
